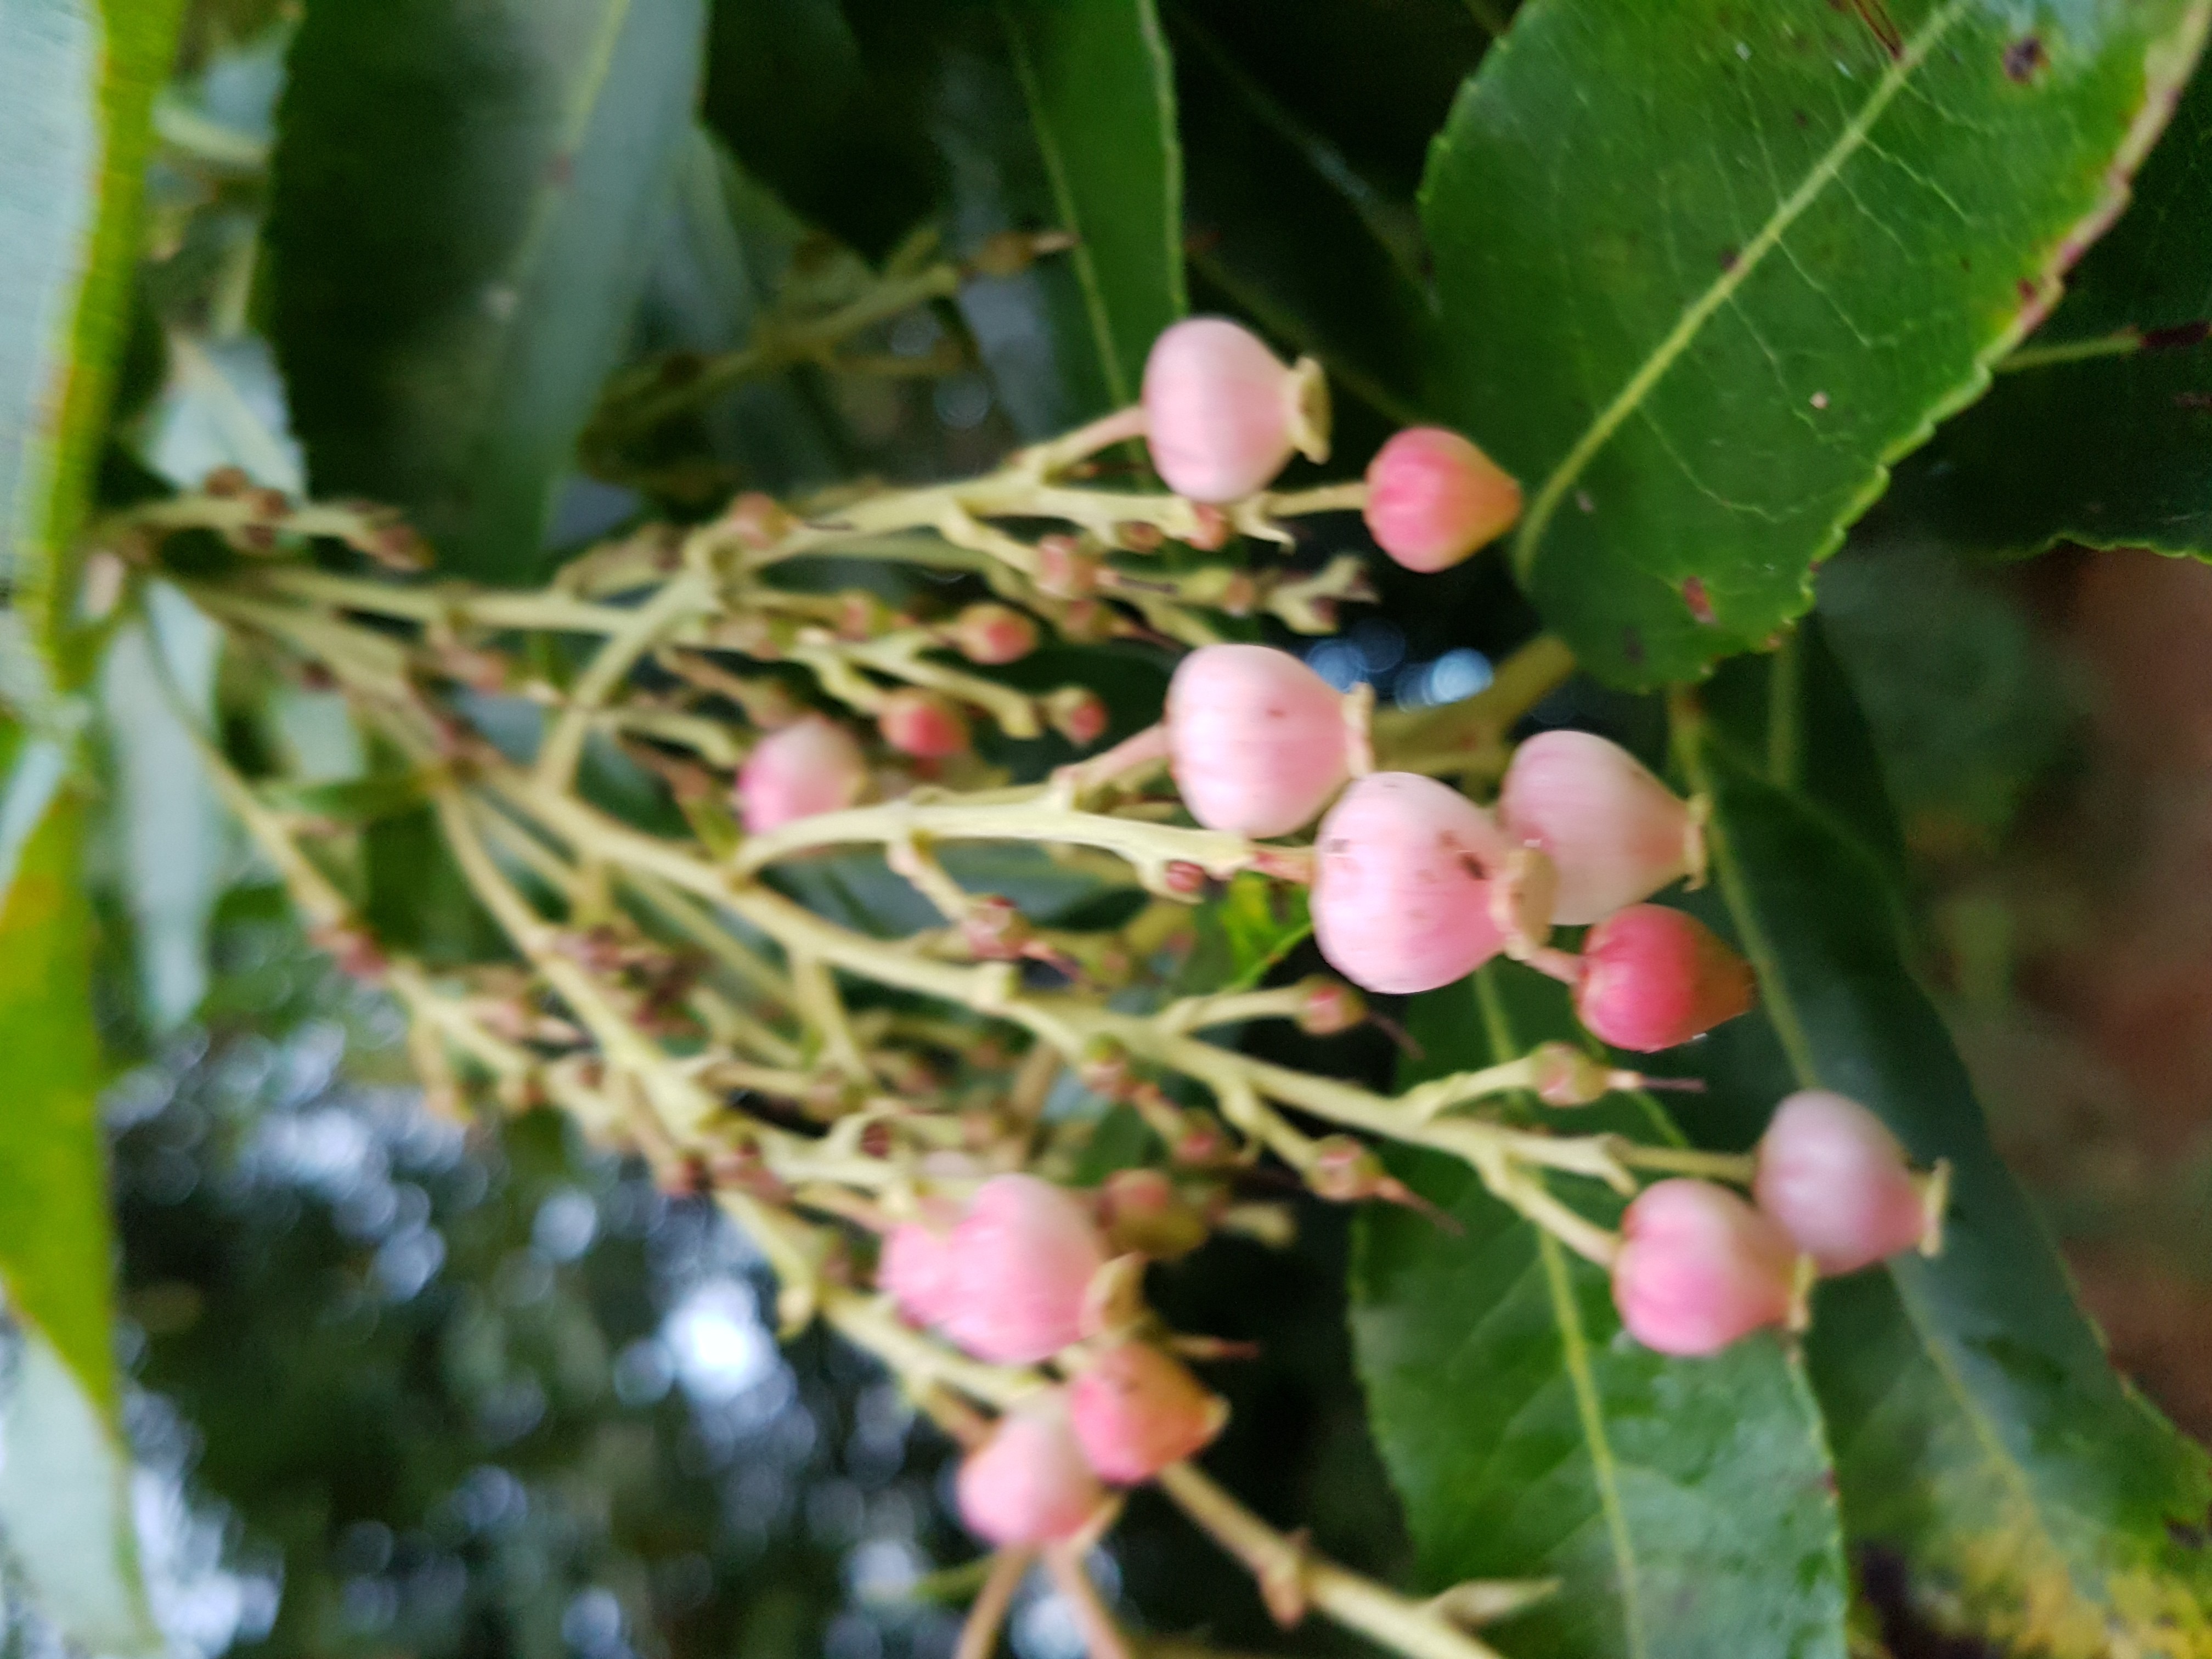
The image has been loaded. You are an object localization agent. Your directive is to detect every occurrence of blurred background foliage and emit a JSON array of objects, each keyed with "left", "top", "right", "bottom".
[{"left": 30, "top": 0, "right": 2212, "bottom": 1656}]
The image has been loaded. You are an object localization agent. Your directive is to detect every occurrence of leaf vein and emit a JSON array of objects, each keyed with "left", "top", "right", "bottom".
[{"left": 1511, "top": 0, "right": 1975, "bottom": 584}]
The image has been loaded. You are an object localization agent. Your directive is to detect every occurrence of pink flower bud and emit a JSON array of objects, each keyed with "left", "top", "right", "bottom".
[
  {"left": 878, "top": 688, "right": 971, "bottom": 758},
  {"left": 953, "top": 603, "right": 1039, "bottom": 665},
  {"left": 1362, "top": 427, "right": 1522, "bottom": 573},
  {"left": 1098, "top": 1169, "right": 1208, "bottom": 1260},
  {"left": 1754, "top": 1090, "right": 1933, "bottom": 1276},
  {"left": 733, "top": 716, "right": 868, "bottom": 835},
  {"left": 878, "top": 1200, "right": 961, "bottom": 1328},
  {"left": 1166, "top": 644, "right": 1355, "bottom": 837},
  {"left": 1575, "top": 904, "right": 1755, "bottom": 1052},
  {"left": 943, "top": 1175, "right": 1108, "bottom": 1364},
  {"left": 1068, "top": 1342, "right": 1228, "bottom": 1484},
  {"left": 1142, "top": 318, "right": 1330, "bottom": 503},
  {"left": 1311, "top": 772, "right": 1511, "bottom": 995},
  {"left": 957, "top": 1393, "right": 1107, "bottom": 1547},
  {"left": 1497, "top": 731, "right": 1703, "bottom": 925},
  {"left": 1047, "top": 686, "right": 1110, "bottom": 748},
  {"left": 1613, "top": 1179, "right": 1798, "bottom": 1357}
]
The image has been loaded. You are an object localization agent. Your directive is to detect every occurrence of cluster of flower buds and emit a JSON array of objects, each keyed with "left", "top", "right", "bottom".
[
  {"left": 1156, "top": 659, "right": 1750, "bottom": 1048},
  {"left": 1138, "top": 318, "right": 1522, "bottom": 572},
  {"left": 1612, "top": 1091, "right": 1946, "bottom": 1356},
  {"left": 880, "top": 1176, "right": 1230, "bottom": 1546}
]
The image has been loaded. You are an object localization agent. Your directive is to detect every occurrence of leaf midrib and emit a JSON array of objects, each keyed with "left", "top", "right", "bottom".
[
  {"left": 1511, "top": 0, "right": 1974, "bottom": 584},
  {"left": 1675, "top": 709, "right": 2076, "bottom": 1601},
  {"left": 1477, "top": 970, "right": 1649, "bottom": 1659}
]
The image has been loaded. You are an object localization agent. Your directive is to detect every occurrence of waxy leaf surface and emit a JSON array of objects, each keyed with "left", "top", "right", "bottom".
[
  {"left": 269, "top": 0, "right": 705, "bottom": 583},
  {"left": 1422, "top": 0, "right": 2211, "bottom": 685},
  {"left": 1891, "top": 59, "right": 2212, "bottom": 557},
  {"left": 1665, "top": 643, "right": 2212, "bottom": 1653},
  {"left": 1351, "top": 966, "right": 1848, "bottom": 1659}
]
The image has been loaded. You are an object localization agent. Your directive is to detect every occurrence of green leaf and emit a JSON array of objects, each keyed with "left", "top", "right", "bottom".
[
  {"left": 1171, "top": 5, "right": 1437, "bottom": 426},
  {"left": 97, "top": 582, "right": 229, "bottom": 1030},
  {"left": 700, "top": 0, "right": 943, "bottom": 262},
  {"left": 1421, "top": 0, "right": 2212, "bottom": 687},
  {"left": 1672, "top": 686, "right": 2212, "bottom": 1655},
  {"left": 1884, "top": 60, "right": 2212, "bottom": 558},
  {"left": 1883, "top": 334, "right": 2212, "bottom": 558},
  {"left": 994, "top": 0, "right": 1186, "bottom": 410},
  {"left": 267, "top": 0, "right": 706, "bottom": 584},
  {"left": 1180, "top": 871, "right": 1310, "bottom": 994},
  {"left": 1350, "top": 964, "right": 1849, "bottom": 1659},
  {"left": 0, "top": 783, "right": 159, "bottom": 1652},
  {"left": 0, "top": 0, "right": 187, "bottom": 672}
]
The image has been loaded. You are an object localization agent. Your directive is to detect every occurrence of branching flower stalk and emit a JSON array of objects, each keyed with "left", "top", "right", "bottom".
[{"left": 112, "top": 326, "right": 1942, "bottom": 1659}]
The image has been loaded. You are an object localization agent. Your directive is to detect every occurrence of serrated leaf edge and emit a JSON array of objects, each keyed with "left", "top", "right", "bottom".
[{"left": 1677, "top": 706, "right": 2212, "bottom": 1654}]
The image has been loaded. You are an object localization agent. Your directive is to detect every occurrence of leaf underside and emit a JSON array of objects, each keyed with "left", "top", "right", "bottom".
[{"left": 269, "top": 0, "right": 706, "bottom": 584}]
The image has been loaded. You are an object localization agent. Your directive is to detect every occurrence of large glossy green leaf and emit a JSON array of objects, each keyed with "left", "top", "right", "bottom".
[
  {"left": 996, "top": 0, "right": 1184, "bottom": 410},
  {"left": 1422, "top": 0, "right": 2212, "bottom": 687},
  {"left": 1350, "top": 965, "right": 1849, "bottom": 1659},
  {"left": 1671, "top": 678, "right": 2212, "bottom": 1655},
  {"left": 0, "top": 783, "right": 158, "bottom": 1652},
  {"left": 1888, "top": 61, "right": 2212, "bottom": 558},
  {"left": 268, "top": 0, "right": 706, "bottom": 584},
  {"left": 0, "top": 0, "right": 186, "bottom": 670}
]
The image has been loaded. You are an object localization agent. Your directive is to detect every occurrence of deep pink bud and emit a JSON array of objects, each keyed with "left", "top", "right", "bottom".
[
  {"left": 733, "top": 716, "right": 868, "bottom": 835},
  {"left": 1311, "top": 772, "right": 1511, "bottom": 995},
  {"left": 1575, "top": 904, "right": 1755, "bottom": 1052},
  {"left": 942, "top": 1175, "right": 1107, "bottom": 1364},
  {"left": 953, "top": 603, "right": 1039, "bottom": 665},
  {"left": 1754, "top": 1090, "right": 1933, "bottom": 1276},
  {"left": 1613, "top": 1179, "right": 1799, "bottom": 1357},
  {"left": 1166, "top": 644, "right": 1356, "bottom": 837},
  {"left": 1142, "top": 318, "right": 1330, "bottom": 503},
  {"left": 1362, "top": 427, "right": 1522, "bottom": 573},
  {"left": 878, "top": 1201, "right": 961, "bottom": 1328},
  {"left": 878, "top": 688, "right": 971, "bottom": 758},
  {"left": 1068, "top": 1342, "right": 1228, "bottom": 1484},
  {"left": 957, "top": 1394, "right": 1107, "bottom": 1547},
  {"left": 1497, "top": 731, "right": 1703, "bottom": 925}
]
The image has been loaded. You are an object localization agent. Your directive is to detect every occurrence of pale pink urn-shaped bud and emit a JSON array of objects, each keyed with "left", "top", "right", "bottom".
[
  {"left": 878, "top": 1198, "right": 962, "bottom": 1328},
  {"left": 1754, "top": 1090, "right": 1934, "bottom": 1276},
  {"left": 1311, "top": 772, "right": 1511, "bottom": 995},
  {"left": 1363, "top": 427, "right": 1523, "bottom": 573},
  {"left": 1575, "top": 904, "right": 1756, "bottom": 1052},
  {"left": 1613, "top": 1178, "right": 1799, "bottom": 1357},
  {"left": 1069, "top": 1341, "right": 1228, "bottom": 1484},
  {"left": 1142, "top": 318, "right": 1330, "bottom": 503},
  {"left": 941, "top": 1175, "right": 1108, "bottom": 1364},
  {"left": 733, "top": 715, "right": 868, "bottom": 836},
  {"left": 878, "top": 688, "right": 972, "bottom": 758},
  {"left": 1166, "top": 644, "right": 1359, "bottom": 837},
  {"left": 1497, "top": 731, "right": 1703, "bottom": 925},
  {"left": 957, "top": 1393, "right": 1107, "bottom": 1547}
]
